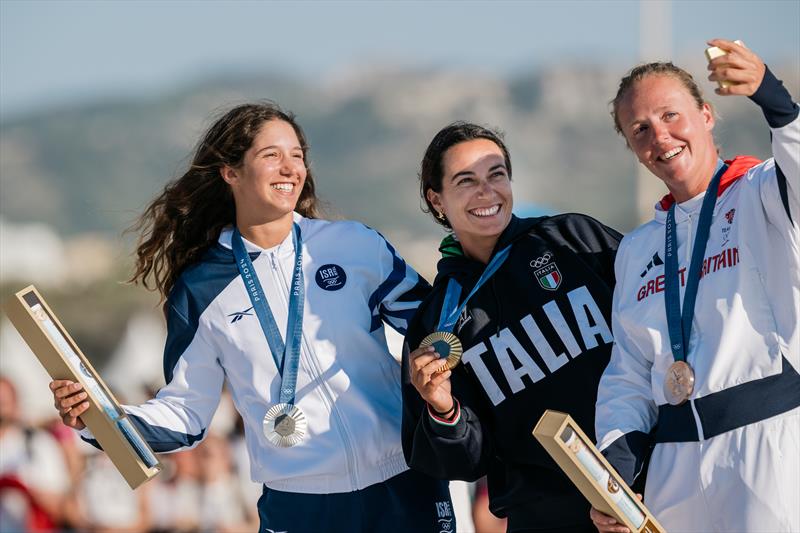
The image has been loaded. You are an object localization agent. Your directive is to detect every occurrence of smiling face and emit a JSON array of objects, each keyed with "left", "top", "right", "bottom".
[
  {"left": 427, "top": 138, "right": 513, "bottom": 262},
  {"left": 617, "top": 74, "right": 718, "bottom": 202},
  {"left": 221, "top": 119, "right": 307, "bottom": 227}
]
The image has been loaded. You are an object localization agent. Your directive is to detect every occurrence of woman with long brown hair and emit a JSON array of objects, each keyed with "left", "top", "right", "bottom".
[{"left": 48, "top": 102, "right": 453, "bottom": 532}]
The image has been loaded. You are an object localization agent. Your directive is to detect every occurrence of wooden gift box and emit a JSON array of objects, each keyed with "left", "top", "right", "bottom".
[
  {"left": 4, "top": 285, "right": 161, "bottom": 489},
  {"left": 533, "top": 410, "right": 664, "bottom": 533}
]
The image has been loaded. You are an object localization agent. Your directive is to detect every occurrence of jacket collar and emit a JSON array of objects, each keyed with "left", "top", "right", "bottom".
[
  {"left": 433, "top": 215, "right": 541, "bottom": 285},
  {"left": 216, "top": 212, "right": 304, "bottom": 256},
  {"left": 653, "top": 156, "right": 761, "bottom": 224}
]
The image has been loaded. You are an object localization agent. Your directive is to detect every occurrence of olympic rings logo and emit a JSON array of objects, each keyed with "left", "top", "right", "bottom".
[{"left": 530, "top": 253, "right": 552, "bottom": 268}]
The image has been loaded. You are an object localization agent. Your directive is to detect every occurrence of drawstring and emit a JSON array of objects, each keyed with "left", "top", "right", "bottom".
[{"left": 491, "top": 276, "right": 502, "bottom": 336}]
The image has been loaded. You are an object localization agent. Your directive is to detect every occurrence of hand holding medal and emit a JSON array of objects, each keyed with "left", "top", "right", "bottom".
[
  {"left": 410, "top": 244, "right": 512, "bottom": 412},
  {"left": 408, "top": 344, "right": 454, "bottom": 414}
]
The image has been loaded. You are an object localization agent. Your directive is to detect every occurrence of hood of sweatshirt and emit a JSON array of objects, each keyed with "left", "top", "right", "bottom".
[{"left": 433, "top": 215, "right": 542, "bottom": 286}]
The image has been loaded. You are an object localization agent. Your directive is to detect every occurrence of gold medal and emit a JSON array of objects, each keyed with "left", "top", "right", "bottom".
[
  {"left": 263, "top": 403, "right": 307, "bottom": 447},
  {"left": 663, "top": 361, "right": 695, "bottom": 406},
  {"left": 419, "top": 331, "right": 463, "bottom": 373}
]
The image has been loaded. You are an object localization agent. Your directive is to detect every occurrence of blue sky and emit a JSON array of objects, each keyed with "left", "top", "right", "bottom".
[{"left": 2, "top": 0, "right": 798, "bottom": 118}]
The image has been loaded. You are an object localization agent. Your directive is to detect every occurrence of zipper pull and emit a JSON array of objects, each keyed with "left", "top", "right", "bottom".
[{"left": 270, "top": 252, "right": 278, "bottom": 270}]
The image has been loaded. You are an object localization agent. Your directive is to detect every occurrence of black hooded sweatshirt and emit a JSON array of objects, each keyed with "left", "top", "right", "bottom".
[{"left": 402, "top": 214, "right": 622, "bottom": 532}]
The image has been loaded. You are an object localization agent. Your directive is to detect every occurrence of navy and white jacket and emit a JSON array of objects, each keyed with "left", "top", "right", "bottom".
[
  {"left": 85, "top": 213, "right": 430, "bottom": 494},
  {"left": 596, "top": 67, "right": 800, "bottom": 483}
]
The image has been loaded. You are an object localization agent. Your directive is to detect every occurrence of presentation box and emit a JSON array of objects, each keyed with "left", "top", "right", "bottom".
[
  {"left": 4, "top": 285, "right": 161, "bottom": 489},
  {"left": 533, "top": 410, "right": 664, "bottom": 533}
]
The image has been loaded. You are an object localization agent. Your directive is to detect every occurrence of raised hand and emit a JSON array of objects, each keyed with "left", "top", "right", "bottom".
[{"left": 707, "top": 39, "right": 766, "bottom": 97}]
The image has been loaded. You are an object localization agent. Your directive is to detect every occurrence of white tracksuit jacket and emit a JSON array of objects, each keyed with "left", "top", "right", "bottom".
[
  {"left": 84, "top": 213, "right": 430, "bottom": 494},
  {"left": 596, "top": 68, "right": 799, "bottom": 532}
]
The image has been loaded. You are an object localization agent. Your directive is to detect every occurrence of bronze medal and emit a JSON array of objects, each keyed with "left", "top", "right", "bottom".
[
  {"left": 419, "top": 331, "right": 463, "bottom": 373},
  {"left": 663, "top": 360, "right": 695, "bottom": 406},
  {"left": 263, "top": 403, "right": 307, "bottom": 447}
]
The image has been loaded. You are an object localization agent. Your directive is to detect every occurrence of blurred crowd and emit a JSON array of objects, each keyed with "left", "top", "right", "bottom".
[
  {"left": 0, "top": 375, "right": 260, "bottom": 533},
  {"left": 0, "top": 373, "right": 508, "bottom": 533}
]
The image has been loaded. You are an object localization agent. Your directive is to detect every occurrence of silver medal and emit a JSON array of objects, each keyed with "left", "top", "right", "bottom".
[
  {"left": 663, "top": 360, "right": 695, "bottom": 406},
  {"left": 263, "top": 403, "right": 307, "bottom": 447}
]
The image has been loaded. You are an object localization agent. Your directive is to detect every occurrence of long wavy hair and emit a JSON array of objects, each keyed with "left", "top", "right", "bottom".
[{"left": 129, "top": 102, "right": 320, "bottom": 303}]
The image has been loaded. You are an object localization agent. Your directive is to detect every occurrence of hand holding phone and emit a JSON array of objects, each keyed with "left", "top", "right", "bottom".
[{"left": 705, "top": 40, "right": 744, "bottom": 89}]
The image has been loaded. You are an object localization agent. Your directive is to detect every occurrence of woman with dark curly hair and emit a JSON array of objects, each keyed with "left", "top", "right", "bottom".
[{"left": 48, "top": 102, "right": 453, "bottom": 533}]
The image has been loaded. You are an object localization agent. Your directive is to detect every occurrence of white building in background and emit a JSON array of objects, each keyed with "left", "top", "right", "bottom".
[
  {"left": 0, "top": 217, "right": 68, "bottom": 288},
  {"left": 0, "top": 217, "right": 117, "bottom": 288}
]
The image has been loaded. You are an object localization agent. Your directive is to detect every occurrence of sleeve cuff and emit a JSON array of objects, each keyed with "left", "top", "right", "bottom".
[
  {"left": 79, "top": 427, "right": 102, "bottom": 450},
  {"left": 426, "top": 400, "right": 467, "bottom": 438},
  {"left": 749, "top": 66, "right": 800, "bottom": 129},
  {"left": 599, "top": 430, "right": 652, "bottom": 486}
]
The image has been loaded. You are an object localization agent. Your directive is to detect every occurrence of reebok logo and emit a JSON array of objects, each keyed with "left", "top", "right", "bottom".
[{"left": 228, "top": 306, "right": 254, "bottom": 323}]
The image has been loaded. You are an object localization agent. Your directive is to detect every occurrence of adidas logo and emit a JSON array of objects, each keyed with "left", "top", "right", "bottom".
[{"left": 640, "top": 252, "right": 664, "bottom": 278}]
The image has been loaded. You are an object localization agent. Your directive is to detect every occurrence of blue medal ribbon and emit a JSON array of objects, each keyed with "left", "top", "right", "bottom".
[
  {"left": 232, "top": 223, "right": 304, "bottom": 406},
  {"left": 436, "top": 245, "right": 512, "bottom": 332},
  {"left": 664, "top": 161, "right": 727, "bottom": 363}
]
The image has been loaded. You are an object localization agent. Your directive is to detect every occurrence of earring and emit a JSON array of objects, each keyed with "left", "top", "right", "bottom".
[{"left": 437, "top": 211, "right": 446, "bottom": 221}]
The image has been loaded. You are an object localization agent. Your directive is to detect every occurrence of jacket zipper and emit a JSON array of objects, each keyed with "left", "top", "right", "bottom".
[
  {"left": 270, "top": 251, "right": 360, "bottom": 489},
  {"left": 685, "top": 212, "right": 694, "bottom": 265},
  {"left": 491, "top": 276, "right": 501, "bottom": 336}
]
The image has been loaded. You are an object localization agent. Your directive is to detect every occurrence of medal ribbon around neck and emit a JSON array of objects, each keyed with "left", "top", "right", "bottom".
[
  {"left": 664, "top": 161, "right": 727, "bottom": 368},
  {"left": 232, "top": 224, "right": 307, "bottom": 446},
  {"left": 438, "top": 244, "right": 512, "bottom": 332},
  {"left": 232, "top": 224, "right": 304, "bottom": 407},
  {"left": 421, "top": 244, "right": 512, "bottom": 372}
]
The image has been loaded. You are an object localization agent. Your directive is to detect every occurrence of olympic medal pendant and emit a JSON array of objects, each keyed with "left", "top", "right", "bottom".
[
  {"left": 263, "top": 403, "right": 307, "bottom": 447},
  {"left": 663, "top": 361, "right": 695, "bottom": 406},
  {"left": 419, "top": 331, "right": 463, "bottom": 373}
]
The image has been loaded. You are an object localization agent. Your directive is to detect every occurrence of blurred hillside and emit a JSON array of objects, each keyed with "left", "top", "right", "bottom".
[
  {"left": 1, "top": 62, "right": 795, "bottom": 413},
  {"left": 3, "top": 62, "right": 791, "bottom": 239}
]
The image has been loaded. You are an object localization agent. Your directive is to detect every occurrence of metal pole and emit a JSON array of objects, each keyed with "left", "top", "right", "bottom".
[{"left": 636, "top": 0, "right": 672, "bottom": 224}]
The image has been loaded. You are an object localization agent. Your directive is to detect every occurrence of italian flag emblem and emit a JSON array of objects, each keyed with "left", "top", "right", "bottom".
[{"left": 535, "top": 263, "right": 562, "bottom": 291}]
